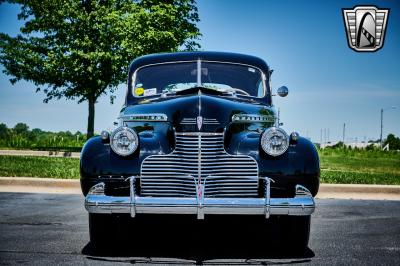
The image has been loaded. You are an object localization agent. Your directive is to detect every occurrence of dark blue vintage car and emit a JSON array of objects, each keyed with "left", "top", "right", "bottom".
[{"left": 80, "top": 51, "right": 320, "bottom": 249}]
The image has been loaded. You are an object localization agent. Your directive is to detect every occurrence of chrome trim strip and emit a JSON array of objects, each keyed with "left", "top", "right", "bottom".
[
  {"left": 84, "top": 181, "right": 315, "bottom": 218},
  {"left": 231, "top": 114, "right": 275, "bottom": 123},
  {"left": 119, "top": 113, "right": 168, "bottom": 122}
]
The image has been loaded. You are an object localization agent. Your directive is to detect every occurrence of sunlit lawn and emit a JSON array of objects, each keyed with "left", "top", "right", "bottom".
[
  {"left": 0, "top": 155, "right": 80, "bottom": 179},
  {"left": 0, "top": 151, "right": 399, "bottom": 184},
  {"left": 320, "top": 155, "right": 400, "bottom": 185}
]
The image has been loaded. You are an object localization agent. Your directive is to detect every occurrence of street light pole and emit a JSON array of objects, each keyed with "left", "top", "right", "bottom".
[
  {"left": 343, "top": 123, "right": 346, "bottom": 145},
  {"left": 380, "top": 108, "right": 383, "bottom": 149},
  {"left": 380, "top": 106, "right": 397, "bottom": 149}
]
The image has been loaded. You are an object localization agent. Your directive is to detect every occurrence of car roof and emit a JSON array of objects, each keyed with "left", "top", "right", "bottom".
[{"left": 128, "top": 51, "right": 270, "bottom": 74}]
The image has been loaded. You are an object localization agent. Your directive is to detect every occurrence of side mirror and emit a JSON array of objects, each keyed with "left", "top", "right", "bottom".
[{"left": 277, "top": 86, "right": 289, "bottom": 97}]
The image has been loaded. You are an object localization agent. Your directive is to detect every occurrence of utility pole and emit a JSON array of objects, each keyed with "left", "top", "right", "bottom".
[
  {"left": 328, "top": 128, "right": 330, "bottom": 143},
  {"left": 342, "top": 123, "right": 346, "bottom": 144},
  {"left": 380, "top": 108, "right": 383, "bottom": 149},
  {"left": 320, "top": 129, "right": 322, "bottom": 144},
  {"left": 380, "top": 106, "right": 397, "bottom": 149}
]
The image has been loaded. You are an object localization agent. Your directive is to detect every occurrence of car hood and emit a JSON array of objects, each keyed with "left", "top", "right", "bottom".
[{"left": 121, "top": 93, "right": 275, "bottom": 132}]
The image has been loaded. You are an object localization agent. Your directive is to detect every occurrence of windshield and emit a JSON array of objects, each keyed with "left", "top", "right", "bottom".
[{"left": 132, "top": 61, "right": 266, "bottom": 98}]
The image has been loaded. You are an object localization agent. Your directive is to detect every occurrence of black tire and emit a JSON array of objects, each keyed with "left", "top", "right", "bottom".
[
  {"left": 89, "top": 213, "right": 114, "bottom": 248},
  {"left": 281, "top": 215, "right": 311, "bottom": 251}
]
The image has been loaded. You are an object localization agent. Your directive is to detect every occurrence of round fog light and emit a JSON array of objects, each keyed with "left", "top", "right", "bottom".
[
  {"left": 290, "top": 132, "right": 299, "bottom": 142},
  {"left": 101, "top": 130, "right": 110, "bottom": 141}
]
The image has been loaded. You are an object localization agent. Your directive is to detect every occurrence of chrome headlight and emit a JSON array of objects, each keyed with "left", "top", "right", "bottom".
[
  {"left": 110, "top": 127, "right": 139, "bottom": 156},
  {"left": 261, "top": 127, "right": 289, "bottom": 156}
]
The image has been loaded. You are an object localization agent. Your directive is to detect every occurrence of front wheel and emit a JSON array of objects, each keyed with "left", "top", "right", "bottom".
[{"left": 281, "top": 215, "right": 311, "bottom": 251}]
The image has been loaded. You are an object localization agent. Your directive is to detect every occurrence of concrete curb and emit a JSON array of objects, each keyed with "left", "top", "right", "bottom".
[
  {"left": 1, "top": 177, "right": 399, "bottom": 194},
  {"left": 0, "top": 177, "right": 80, "bottom": 189},
  {"left": 0, "top": 149, "right": 80, "bottom": 158},
  {"left": 318, "top": 183, "right": 400, "bottom": 194}
]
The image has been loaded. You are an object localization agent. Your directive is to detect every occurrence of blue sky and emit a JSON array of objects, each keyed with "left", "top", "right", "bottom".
[{"left": 0, "top": 0, "right": 399, "bottom": 143}]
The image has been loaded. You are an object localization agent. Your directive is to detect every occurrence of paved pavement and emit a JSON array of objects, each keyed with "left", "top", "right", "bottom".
[{"left": 0, "top": 192, "right": 399, "bottom": 265}]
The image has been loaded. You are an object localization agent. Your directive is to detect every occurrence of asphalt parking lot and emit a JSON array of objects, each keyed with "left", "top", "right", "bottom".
[{"left": 0, "top": 192, "right": 399, "bottom": 265}]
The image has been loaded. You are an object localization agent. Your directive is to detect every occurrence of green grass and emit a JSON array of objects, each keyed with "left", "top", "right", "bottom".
[
  {"left": 0, "top": 150, "right": 399, "bottom": 185},
  {"left": 319, "top": 151, "right": 400, "bottom": 185},
  {"left": 0, "top": 156, "right": 80, "bottom": 179}
]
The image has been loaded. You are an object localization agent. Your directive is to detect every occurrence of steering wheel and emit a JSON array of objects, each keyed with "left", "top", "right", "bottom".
[{"left": 231, "top": 88, "right": 251, "bottom": 96}]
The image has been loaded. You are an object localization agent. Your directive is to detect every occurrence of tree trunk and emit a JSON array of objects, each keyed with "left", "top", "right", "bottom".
[{"left": 87, "top": 96, "right": 95, "bottom": 139}]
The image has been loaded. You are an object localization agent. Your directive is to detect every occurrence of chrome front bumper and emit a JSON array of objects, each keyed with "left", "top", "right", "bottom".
[{"left": 84, "top": 177, "right": 315, "bottom": 219}]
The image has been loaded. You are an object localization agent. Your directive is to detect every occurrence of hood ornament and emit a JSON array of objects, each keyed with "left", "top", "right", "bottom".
[{"left": 196, "top": 116, "right": 203, "bottom": 130}]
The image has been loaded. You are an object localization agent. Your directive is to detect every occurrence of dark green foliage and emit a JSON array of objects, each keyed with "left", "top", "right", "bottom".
[
  {"left": 0, "top": 0, "right": 201, "bottom": 138},
  {"left": 0, "top": 123, "right": 9, "bottom": 138},
  {"left": 13, "top": 123, "right": 29, "bottom": 135},
  {"left": 0, "top": 123, "right": 85, "bottom": 151},
  {"left": 384, "top": 134, "right": 400, "bottom": 150}
]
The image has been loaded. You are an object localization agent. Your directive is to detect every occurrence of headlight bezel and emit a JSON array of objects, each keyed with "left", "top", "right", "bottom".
[
  {"left": 110, "top": 126, "right": 139, "bottom": 156},
  {"left": 260, "top": 127, "right": 289, "bottom": 157}
]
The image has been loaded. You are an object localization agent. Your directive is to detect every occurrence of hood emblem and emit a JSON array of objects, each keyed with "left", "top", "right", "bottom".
[
  {"left": 181, "top": 117, "right": 219, "bottom": 128},
  {"left": 196, "top": 116, "right": 203, "bottom": 130}
]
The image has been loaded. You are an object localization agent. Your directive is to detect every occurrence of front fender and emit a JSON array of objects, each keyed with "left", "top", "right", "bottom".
[
  {"left": 226, "top": 131, "right": 320, "bottom": 196},
  {"left": 80, "top": 129, "right": 174, "bottom": 195}
]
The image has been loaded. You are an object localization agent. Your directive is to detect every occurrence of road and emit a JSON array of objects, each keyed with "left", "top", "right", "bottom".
[{"left": 0, "top": 193, "right": 399, "bottom": 265}]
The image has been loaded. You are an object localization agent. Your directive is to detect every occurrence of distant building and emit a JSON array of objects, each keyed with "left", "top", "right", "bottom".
[{"left": 320, "top": 142, "right": 379, "bottom": 149}]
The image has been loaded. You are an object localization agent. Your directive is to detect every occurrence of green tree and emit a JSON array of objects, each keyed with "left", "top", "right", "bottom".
[
  {"left": 13, "top": 122, "right": 29, "bottom": 135},
  {"left": 384, "top": 134, "right": 400, "bottom": 150},
  {"left": 0, "top": 0, "right": 201, "bottom": 138},
  {"left": 0, "top": 123, "right": 9, "bottom": 138}
]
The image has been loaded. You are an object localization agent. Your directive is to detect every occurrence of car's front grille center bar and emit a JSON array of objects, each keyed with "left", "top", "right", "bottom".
[{"left": 197, "top": 133, "right": 202, "bottom": 198}]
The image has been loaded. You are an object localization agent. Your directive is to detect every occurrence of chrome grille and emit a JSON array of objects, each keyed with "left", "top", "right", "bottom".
[{"left": 140, "top": 132, "right": 259, "bottom": 197}]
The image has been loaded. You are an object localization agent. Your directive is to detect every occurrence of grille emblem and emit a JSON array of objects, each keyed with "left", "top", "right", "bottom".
[
  {"left": 196, "top": 182, "right": 204, "bottom": 202},
  {"left": 196, "top": 116, "right": 203, "bottom": 130}
]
